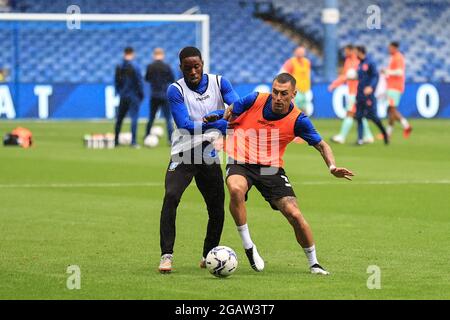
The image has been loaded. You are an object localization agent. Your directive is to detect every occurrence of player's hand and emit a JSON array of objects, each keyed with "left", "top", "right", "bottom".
[
  {"left": 203, "top": 114, "right": 220, "bottom": 123},
  {"left": 330, "top": 167, "right": 354, "bottom": 181},
  {"left": 223, "top": 105, "right": 234, "bottom": 121},
  {"left": 363, "top": 86, "right": 373, "bottom": 96}
]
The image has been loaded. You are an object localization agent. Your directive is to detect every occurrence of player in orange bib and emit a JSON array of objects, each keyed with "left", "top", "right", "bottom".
[
  {"left": 219, "top": 73, "right": 353, "bottom": 275},
  {"left": 382, "top": 41, "right": 412, "bottom": 138}
]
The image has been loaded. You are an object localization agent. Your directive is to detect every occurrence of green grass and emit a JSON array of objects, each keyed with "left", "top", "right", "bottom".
[{"left": 0, "top": 119, "right": 449, "bottom": 300}]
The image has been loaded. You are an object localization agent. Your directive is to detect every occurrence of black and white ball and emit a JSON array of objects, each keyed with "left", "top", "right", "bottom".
[{"left": 206, "top": 246, "right": 238, "bottom": 278}]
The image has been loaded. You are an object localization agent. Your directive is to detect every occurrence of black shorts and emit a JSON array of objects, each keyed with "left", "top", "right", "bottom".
[{"left": 225, "top": 162, "right": 296, "bottom": 210}]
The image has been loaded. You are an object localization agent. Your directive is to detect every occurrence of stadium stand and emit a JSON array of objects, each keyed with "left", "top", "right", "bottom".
[
  {"left": 0, "top": 0, "right": 314, "bottom": 84},
  {"left": 270, "top": 0, "right": 450, "bottom": 83},
  {"left": 1, "top": 0, "right": 449, "bottom": 84}
]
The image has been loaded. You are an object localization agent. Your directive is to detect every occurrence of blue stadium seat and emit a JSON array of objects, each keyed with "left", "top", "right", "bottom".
[{"left": 1, "top": 0, "right": 449, "bottom": 84}]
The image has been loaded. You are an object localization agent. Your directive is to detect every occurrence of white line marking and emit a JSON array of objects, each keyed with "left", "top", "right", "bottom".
[
  {"left": 0, "top": 180, "right": 449, "bottom": 189},
  {"left": 0, "top": 182, "right": 163, "bottom": 188},
  {"left": 299, "top": 180, "right": 450, "bottom": 186}
]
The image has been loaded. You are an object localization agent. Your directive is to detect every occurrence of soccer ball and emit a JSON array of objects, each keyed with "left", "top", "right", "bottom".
[
  {"left": 118, "top": 132, "right": 132, "bottom": 145},
  {"left": 144, "top": 134, "right": 159, "bottom": 148},
  {"left": 346, "top": 68, "right": 358, "bottom": 80},
  {"left": 206, "top": 246, "right": 238, "bottom": 278},
  {"left": 150, "top": 126, "right": 164, "bottom": 137}
]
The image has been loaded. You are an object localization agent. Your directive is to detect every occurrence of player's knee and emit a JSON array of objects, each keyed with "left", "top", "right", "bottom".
[
  {"left": 284, "top": 209, "right": 304, "bottom": 224},
  {"left": 163, "top": 189, "right": 182, "bottom": 204},
  {"left": 227, "top": 184, "right": 246, "bottom": 201}
]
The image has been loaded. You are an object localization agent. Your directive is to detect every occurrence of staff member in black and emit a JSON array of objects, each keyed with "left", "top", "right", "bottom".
[
  {"left": 144, "top": 48, "right": 175, "bottom": 144},
  {"left": 114, "top": 47, "right": 144, "bottom": 148}
]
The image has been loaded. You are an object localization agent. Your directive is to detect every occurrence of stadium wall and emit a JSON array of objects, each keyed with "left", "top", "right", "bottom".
[{"left": 0, "top": 82, "right": 448, "bottom": 119}]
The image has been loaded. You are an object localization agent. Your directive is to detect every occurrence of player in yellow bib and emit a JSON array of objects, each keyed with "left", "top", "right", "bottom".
[{"left": 281, "top": 46, "right": 313, "bottom": 116}]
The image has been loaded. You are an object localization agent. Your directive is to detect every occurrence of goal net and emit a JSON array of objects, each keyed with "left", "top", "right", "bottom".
[{"left": 0, "top": 13, "right": 209, "bottom": 119}]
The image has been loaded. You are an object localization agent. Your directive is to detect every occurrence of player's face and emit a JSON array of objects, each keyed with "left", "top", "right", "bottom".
[
  {"left": 344, "top": 48, "right": 352, "bottom": 57},
  {"left": 295, "top": 47, "right": 305, "bottom": 59},
  {"left": 271, "top": 80, "right": 296, "bottom": 114},
  {"left": 356, "top": 50, "right": 365, "bottom": 60},
  {"left": 180, "top": 56, "right": 203, "bottom": 86},
  {"left": 388, "top": 45, "right": 396, "bottom": 55}
]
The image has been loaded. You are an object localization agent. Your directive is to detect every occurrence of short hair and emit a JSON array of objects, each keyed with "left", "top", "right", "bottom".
[
  {"left": 345, "top": 44, "right": 354, "bottom": 50},
  {"left": 273, "top": 73, "right": 296, "bottom": 88},
  {"left": 179, "top": 46, "right": 202, "bottom": 63},
  {"left": 124, "top": 47, "right": 134, "bottom": 55},
  {"left": 153, "top": 47, "right": 164, "bottom": 55},
  {"left": 356, "top": 45, "right": 366, "bottom": 54},
  {"left": 390, "top": 41, "right": 400, "bottom": 48}
]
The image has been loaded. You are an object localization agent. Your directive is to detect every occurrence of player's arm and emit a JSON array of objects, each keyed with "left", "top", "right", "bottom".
[
  {"left": 369, "top": 61, "right": 379, "bottom": 91},
  {"left": 223, "top": 92, "right": 259, "bottom": 120},
  {"left": 202, "top": 77, "right": 239, "bottom": 123},
  {"left": 144, "top": 65, "right": 151, "bottom": 83},
  {"left": 328, "top": 74, "right": 347, "bottom": 91},
  {"left": 363, "top": 61, "right": 379, "bottom": 96},
  {"left": 114, "top": 65, "right": 123, "bottom": 94},
  {"left": 280, "top": 59, "right": 293, "bottom": 74},
  {"left": 294, "top": 114, "right": 354, "bottom": 180},
  {"left": 168, "top": 85, "right": 227, "bottom": 134},
  {"left": 134, "top": 65, "right": 144, "bottom": 100},
  {"left": 313, "top": 140, "right": 354, "bottom": 180},
  {"left": 385, "top": 57, "right": 405, "bottom": 77}
]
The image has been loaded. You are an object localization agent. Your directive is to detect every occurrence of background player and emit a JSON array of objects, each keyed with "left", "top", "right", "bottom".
[
  {"left": 158, "top": 47, "right": 239, "bottom": 273},
  {"left": 355, "top": 46, "right": 388, "bottom": 145},
  {"left": 220, "top": 73, "right": 353, "bottom": 275},
  {"left": 114, "top": 47, "right": 144, "bottom": 148},
  {"left": 383, "top": 41, "right": 412, "bottom": 139},
  {"left": 280, "top": 45, "right": 313, "bottom": 116},
  {"left": 329, "top": 44, "right": 374, "bottom": 144},
  {"left": 144, "top": 48, "right": 175, "bottom": 144}
]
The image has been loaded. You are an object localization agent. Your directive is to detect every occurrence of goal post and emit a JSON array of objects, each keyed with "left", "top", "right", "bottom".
[
  {"left": 0, "top": 13, "right": 210, "bottom": 119},
  {"left": 0, "top": 13, "right": 210, "bottom": 73}
]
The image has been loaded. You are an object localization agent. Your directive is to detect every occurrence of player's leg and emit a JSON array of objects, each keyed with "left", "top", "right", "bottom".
[
  {"left": 194, "top": 163, "right": 225, "bottom": 264},
  {"left": 159, "top": 161, "right": 196, "bottom": 272},
  {"left": 128, "top": 102, "right": 140, "bottom": 147},
  {"left": 355, "top": 101, "right": 365, "bottom": 145},
  {"left": 331, "top": 95, "right": 355, "bottom": 144},
  {"left": 387, "top": 90, "right": 412, "bottom": 138},
  {"left": 160, "top": 98, "right": 174, "bottom": 144},
  {"left": 114, "top": 98, "right": 129, "bottom": 146},
  {"left": 225, "top": 165, "right": 264, "bottom": 271},
  {"left": 145, "top": 97, "right": 159, "bottom": 138},
  {"left": 367, "top": 103, "right": 389, "bottom": 145},
  {"left": 362, "top": 116, "right": 374, "bottom": 143},
  {"left": 272, "top": 196, "right": 329, "bottom": 275}
]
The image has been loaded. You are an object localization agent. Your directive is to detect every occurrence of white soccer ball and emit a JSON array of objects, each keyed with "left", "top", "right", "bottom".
[
  {"left": 346, "top": 68, "right": 358, "bottom": 80},
  {"left": 118, "top": 132, "right": 132, "bottom": 145},
  {"left": 206, "top": 246, "right": 238, "bottom": 278},
  {"left": 150, "top": 126, "right": 164, "bottom": 137},
  {"left": 144, "top": 134, "right": 159, "bottom": 148}
]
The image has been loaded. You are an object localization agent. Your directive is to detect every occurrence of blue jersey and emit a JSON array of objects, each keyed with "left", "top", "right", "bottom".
[
  {"left": 232, "top": 92, "right": 322, "bottom": 146},
  {"left": 356, "top": 56, "right": 379, "bottom": 102}
]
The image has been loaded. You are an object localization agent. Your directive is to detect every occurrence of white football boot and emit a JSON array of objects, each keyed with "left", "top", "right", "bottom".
[
  {"left": 330, "top": 135, "right": 345, "bottom": 144},
  {"left": 159, "top": 254, "right": 173, "bottom": 273},
  {"left": 245, "top": 245, "right": 265, "bottom": 272},
  {"left": 310, "top": 263, "right": 330, "bottom": 275}
]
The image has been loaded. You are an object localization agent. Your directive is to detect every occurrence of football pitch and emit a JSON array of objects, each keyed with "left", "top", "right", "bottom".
[{"left": 0, "top": 119, "right": 449, "bottom": 300}]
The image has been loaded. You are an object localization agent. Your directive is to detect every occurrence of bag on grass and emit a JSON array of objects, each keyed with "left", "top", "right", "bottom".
[{"left": 3, "top": 127, "right": 33, "bottom": 148}]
